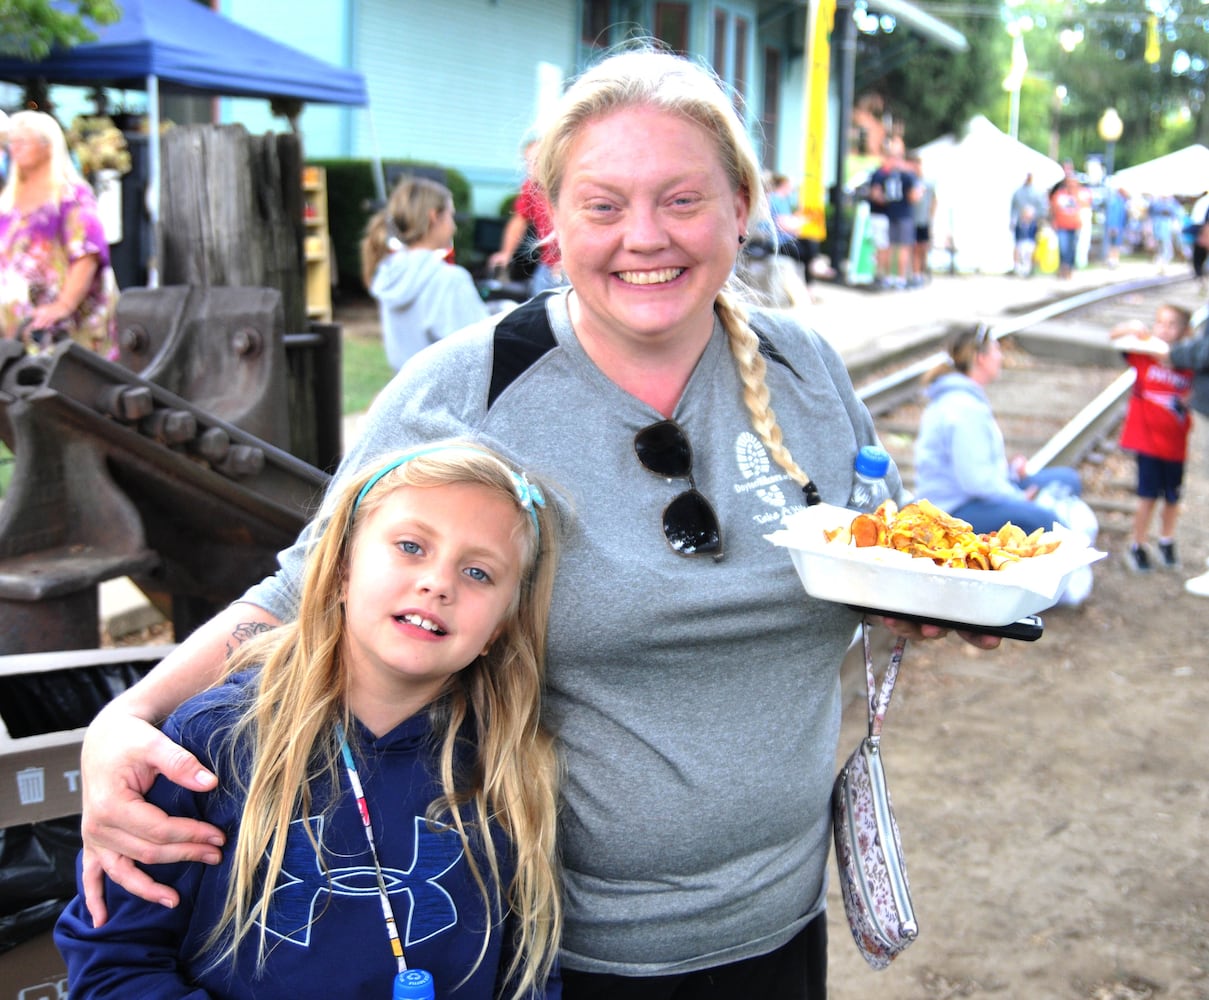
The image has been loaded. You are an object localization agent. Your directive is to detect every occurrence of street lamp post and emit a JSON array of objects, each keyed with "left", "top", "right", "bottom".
[
  {"left": 1098, "top": 108, "right": 1123, "bottom": 265},
  {"left": 1003, "top": 28, "right": 1028, "bottom": 140}
]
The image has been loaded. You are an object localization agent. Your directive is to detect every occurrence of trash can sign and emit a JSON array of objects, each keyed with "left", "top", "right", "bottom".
[{"left": 17, "top": 766, "right": 45, "bottom": 805}]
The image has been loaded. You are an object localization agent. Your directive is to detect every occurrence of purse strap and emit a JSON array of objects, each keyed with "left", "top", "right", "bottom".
[{"left": 860, "top": 621, "right": 907, "bottom": 740}]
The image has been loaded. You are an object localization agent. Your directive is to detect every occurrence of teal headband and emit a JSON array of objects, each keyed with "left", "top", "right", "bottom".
[{"left": 352, "top": 444, "right": 545, "bottom": 536}]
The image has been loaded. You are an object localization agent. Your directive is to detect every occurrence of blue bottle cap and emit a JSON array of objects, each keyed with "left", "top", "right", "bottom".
[
  {"left": 854, "top": 445, "right": 890, "bottom": 478},
  {"left": 393, "top": 968, "right": 435, "bottom": 999}
]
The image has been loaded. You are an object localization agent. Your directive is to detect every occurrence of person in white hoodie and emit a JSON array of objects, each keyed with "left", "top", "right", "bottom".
[{"left": 360, "top": 175, "right": 488, "bottom": 371}]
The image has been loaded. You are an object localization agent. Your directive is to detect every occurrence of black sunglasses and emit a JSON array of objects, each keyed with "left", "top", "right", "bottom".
[{"left": 634, "top": 420, "right": 724, "bottom": 560}]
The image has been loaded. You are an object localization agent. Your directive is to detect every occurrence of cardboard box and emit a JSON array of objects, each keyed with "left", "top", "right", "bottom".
[
  {"left": 0, "top": 645, "right": 178, "bottom": 997},
  {"left": 0, "top": 930, "right": 67, "bottom": 1000},
  {"left": 0, "top": 728, "right": 86, "bottom": 829}
]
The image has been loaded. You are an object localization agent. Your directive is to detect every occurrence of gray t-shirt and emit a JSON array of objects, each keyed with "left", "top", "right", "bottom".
[{"left": 244, "top": 290, "right": 899, "bottom": 975}]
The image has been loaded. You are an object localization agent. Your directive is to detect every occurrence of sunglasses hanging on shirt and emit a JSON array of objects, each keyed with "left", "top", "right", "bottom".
[{"left": 634, "top": 420, "right": 725, "bottom": 560}]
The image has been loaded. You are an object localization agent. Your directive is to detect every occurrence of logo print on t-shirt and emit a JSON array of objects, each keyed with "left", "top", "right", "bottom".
[{"left": 734, "top": 432, "right": 787, "bottom": 509}]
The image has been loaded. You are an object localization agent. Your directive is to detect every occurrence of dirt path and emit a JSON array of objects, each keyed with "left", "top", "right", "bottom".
[{"left": 826, "top": 426, "right": 1209, "bottom": 999}]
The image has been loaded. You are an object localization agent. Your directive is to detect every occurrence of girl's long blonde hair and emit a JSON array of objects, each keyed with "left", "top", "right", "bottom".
[
  {"left": 0, "top": 110, "right": 85, "bottom": 212},
  {"left": 208, "top": 443, "right": 562, "bottom": 998},
  {"left": 535, "top": 45, "right": 817, "bottom": 498},
  {"left": 360, "top": 175, "right": 454, "bottom": 287}
]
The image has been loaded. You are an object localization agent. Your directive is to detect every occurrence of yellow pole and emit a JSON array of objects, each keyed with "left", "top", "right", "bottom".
[{"left": 801, "top": 0, "right": 836, "bottom": 242}]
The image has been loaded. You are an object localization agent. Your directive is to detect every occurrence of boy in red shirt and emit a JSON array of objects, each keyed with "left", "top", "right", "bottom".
[{"left": 1110, "top": 304, "right": 1196, "bottom": 572}]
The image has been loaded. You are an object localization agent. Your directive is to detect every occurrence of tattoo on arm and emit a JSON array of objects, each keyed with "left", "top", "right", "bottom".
[{"left": 225, "top": 620, "right": 275, "bottom": 659}]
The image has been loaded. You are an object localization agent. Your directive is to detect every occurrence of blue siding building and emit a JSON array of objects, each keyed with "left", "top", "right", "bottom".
[{"left": 18, "top": 1, "right": 965, "bottom": 225}]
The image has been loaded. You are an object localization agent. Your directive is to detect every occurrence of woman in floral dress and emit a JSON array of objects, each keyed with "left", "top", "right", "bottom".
[{"left": 0, "top": 110, "right": 117, "bottom": 355}]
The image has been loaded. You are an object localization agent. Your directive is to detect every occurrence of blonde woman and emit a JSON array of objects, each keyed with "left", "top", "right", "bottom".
[
  {"left": 0, "top": 110, "right": 117, "bottom": 354},
  {"left": 361, "top": 175, "right": 487, "bottom": 371},
  {"left": 57, "top": 444, "right": 562, "bottom": 998},
  {"left": 81, "top": 46, "right": 999, "bottom": 998}
]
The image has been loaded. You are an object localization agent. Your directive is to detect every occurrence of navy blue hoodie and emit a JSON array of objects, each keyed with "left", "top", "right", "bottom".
[{"left": 55, "top": 672, "right": 559, "bottom": 999}]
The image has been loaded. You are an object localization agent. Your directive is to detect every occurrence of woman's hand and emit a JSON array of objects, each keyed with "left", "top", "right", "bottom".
[
  {"left": 30, "top": 300, "right": 72, "bottom": 331},
  {"left": 876, "top": 615, "right": 1002, "bottom": 650},
  {"left": 78, "top": 603, "right": 281, "bottom": 924},
  {"left": 80, "top": 701, "right": 225, "bottom": 926},
  {"left": 29, "top": 255, "right": 99, "bottom": 333}
]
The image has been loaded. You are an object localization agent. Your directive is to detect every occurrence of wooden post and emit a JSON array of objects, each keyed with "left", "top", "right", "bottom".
[{"left": 158, "top": 125, "right": 306, "bottom": 333}]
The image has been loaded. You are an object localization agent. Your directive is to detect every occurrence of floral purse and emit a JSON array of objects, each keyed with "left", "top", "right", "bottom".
[{"left": 832, "top": 622, "right": 918, "bottom": 969}]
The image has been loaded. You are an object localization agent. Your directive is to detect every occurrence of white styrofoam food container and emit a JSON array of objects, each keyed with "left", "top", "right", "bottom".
[{"left": 765, "top": 503, "right": 1106, "bottom": 627}]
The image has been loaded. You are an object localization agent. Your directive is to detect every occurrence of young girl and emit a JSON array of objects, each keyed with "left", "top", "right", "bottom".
[
  {"left": 56, "top": 443, "right": 563, "bottom": 999},
  {"left": 1111, "top": 305, "right": 1196, "bottom": 572},
  {"left": 361, "top": 176, "right": 488, "bottom": 372}
]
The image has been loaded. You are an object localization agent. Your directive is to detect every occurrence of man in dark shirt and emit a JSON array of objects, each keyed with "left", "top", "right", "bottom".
[{"left": 868, "top": 136, "right": 918, "bottom": 289}]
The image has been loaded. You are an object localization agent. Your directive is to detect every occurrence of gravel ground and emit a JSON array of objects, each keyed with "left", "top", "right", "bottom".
[{"left": 826, "top": 417, "right": 1209, "bottom": 999}]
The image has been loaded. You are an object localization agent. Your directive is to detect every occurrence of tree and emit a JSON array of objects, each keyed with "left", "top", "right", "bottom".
[
  {"left": 905, "top": 1, "right": 1209, "bottom": 171},
  {"left": 846, "top": 0, "right": 1008, "bottom": 149},
  {"left": 1005, "top": 0, "right": 1209, "bottom": 170},
  {"left": 0, "top": 0, "right": 120, "bottom": 61},
  {"left": 881, "top": 1, "right": 1009, "bottom": 149},
  {"left": 851, "top": 0, "right": 1208, "bottom": 174}
]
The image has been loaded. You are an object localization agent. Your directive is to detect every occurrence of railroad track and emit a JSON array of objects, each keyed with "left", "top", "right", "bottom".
[{"left": 851, "top": 274, "right": 1206, "bottom": 542}]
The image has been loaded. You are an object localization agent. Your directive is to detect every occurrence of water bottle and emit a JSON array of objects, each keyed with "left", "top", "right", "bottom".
[
  {"left": 393, "top": 968, "right": 435, "bottom": 999},
  {"left": 847, "top": 445, "right": 892, "bottom": 513}
]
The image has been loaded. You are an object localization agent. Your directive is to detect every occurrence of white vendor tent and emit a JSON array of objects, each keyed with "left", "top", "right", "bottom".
[
  {"left": 1110, "top": 145, "right": 1209, "bottom": 198},
  {"left": 917, "top": 116, "right": 1065, "bottom": 274}
]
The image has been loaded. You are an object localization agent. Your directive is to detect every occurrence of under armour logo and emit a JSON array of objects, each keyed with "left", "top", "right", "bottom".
[{"left": 262, "top": 815, "right": 465, "bottom": 949}]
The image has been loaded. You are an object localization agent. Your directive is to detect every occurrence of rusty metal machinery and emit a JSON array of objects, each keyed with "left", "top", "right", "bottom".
[
  {"left": 0, "top": 286, "right": 332, "bottom": 653},
  {"left": 115, "top": 285, "right": 293, "bottom": 448}
]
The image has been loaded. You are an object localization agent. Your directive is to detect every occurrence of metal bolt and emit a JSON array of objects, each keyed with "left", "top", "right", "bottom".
[
  {"left": 119, "top": 324, "right": 148, "bottom": 353},
  {"left": 232, "top": 327, "right": 263, "bottom": 357},
  {"left": 98, "top": 385, "right": 154, "bottom": 421},
  {"left": 217, "top": 444, "right": 265, "bottom": 478},
  {"left": 141, "top": 409, "right": 197, "bottom": 444},
  {"left": 195, "top": 426, "right": 230, "bottom": 463}
]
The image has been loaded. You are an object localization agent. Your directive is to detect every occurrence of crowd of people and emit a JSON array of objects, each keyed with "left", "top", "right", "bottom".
[{"left": 1009, "top": 165, "right": 1209, "bottom": 281}]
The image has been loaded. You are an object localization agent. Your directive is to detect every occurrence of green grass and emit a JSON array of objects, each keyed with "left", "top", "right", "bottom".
[{"left": 341, "top": 334, "right": 395, "bottom": 415}]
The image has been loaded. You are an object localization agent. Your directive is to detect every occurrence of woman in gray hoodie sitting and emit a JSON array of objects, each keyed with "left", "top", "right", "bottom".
[{"left": 913, "top": 324, "right": 1082, "bottom": 535}]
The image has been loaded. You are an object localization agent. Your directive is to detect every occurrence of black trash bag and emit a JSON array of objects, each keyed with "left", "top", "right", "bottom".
[
  {"left": 0, "top": 662, "right": 152, "bottom": 738},
  {"left": 0, "top": 817, "right": 81, "bottom": 955}
]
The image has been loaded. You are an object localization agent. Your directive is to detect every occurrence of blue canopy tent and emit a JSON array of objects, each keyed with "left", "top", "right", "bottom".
[{"left": 0, "top": 0, "right": 374, "bottom": 283}]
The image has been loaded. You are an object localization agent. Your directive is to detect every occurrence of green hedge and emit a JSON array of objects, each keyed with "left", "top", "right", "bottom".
[{"left": 308, "top": 158, "right": 477, "bottom": 295}]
